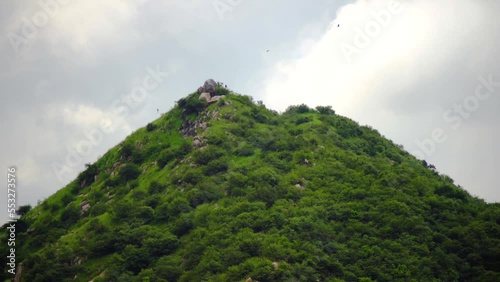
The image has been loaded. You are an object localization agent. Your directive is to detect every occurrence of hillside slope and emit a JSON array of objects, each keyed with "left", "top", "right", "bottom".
[{"left": 2, "top": 86, "right": 500, "bottom": 282}]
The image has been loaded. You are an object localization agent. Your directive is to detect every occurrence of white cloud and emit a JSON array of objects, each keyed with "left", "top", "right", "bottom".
[
  {"left": 261, "top": 0, "right": 500, "bottom": 201},
  {"left": 16, "top": 157, "right": 42, "bottom": 186},
  {"left": 45, "top": 102, "right": 132, "bottom": 135},
  {"left": 44, "top": 0, "right": 147, "bottom": 63}
]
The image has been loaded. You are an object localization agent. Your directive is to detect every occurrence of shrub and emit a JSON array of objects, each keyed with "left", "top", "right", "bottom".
[
  {"left": 61, "top": 193, "right": 74, "bottom": 206},
  {"left": 16, "top": 205, "right": 32, "bottom": 216},
  {"left": 122, "top": 245, "right": 152, "bottom": 274},
  {"left": 49, "top": 202, "right": 61, "bottom": 212},
  {"left": 145, "top": 144, "right": 165, "bottom": 160},
  {"left": 296, "top": 104, "right": 312, "bottom": 113},
  {"left": 228, "top": 172, "right": 248, "bottom": 188},
  {"left": 285, "top": 104, "right": 312, "bottom": 114},
  {"left": 155, "top": 255, "right": 183, "bottom": 282},
  {"left": 77, "top": 163, "right": 98, "bottom": 187},
  {"left": 144, "top": 195, "right": 161, "bottom": 209},
  {"left": 296, "top": 116, "right": 312, "bottom": 125},
  {"left": 215, "top": 85, "right": 230, "bottom": 96},
  {"left": 112, "top": 201, "right": 133, "bottom": 220},
  {"left": 235, "top": 144, "right": 255, "bottom": 157},
  {"left": 87, "top": 218, "right": 108, "bottom": 234},
  {"left": 204, "top": 158, "right": 229, "bottom": 175},
  {"left": 315, "top": 105, "right": 335, "bottom": 115},
  {"left": 90, "top": 203, "right": 107, "bottom": 217},
  {"left": 188, "top": 186, "right": 222, "bottom": 207},
  {"left": 104, "top": 177, "right": 121, "bottom": 188},
  {"left": 61, "top": 204, "right": 80, "bottom": 225},
  {"left": 90, "top": 189, "right": 105, "bottom": 203},
  {"left": 120, "top": 164, "right": 141, "bottom": 181},
  {"left": 121, "top": 142, "right": 135, "bottom": 158},
  {"left": 184, "top": 96, "right": 206, "bottom": 114},
  {"left": 158, "top": 149, "right": 177, "bottom": 168},
  {"left": 435, "top": 184, "right": 467, "bottom": 200},
  {"left": 182, "top": 169, "right": 204, "bottom": 185},
  {"left": 192, "top": 146, "right": 226, "bottom": 165},
  {"left": 178, "top": 141, "right": 192, "bottom": 156},
  {"left": 137, "top": 206, "right": 155, "bottom": 222},
  {"left": 206, "top": 131, "right": 226, "bottom": 146},
  {"left": 131, "top": 189, "right": 147, "bottom": 201},
  {"left": 249, "top": 167, "right": 279, "bottom": 186},
  {"left": 148, "top": 181, "right": 166, "bottom": 194},
  {"left": 146, "top": 122, "right": 157, "bottom": 132},
  {"left": 251, "top": 108, "right": 268, "bottom": 123},
  {"left": 131, "top": 150, "right": 144, "bottom": 164},
  {"left": 167, "top": 197, "right": 191, "bottom": 217}
]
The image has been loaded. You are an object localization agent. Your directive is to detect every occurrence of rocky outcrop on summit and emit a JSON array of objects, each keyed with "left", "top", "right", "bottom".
[
  {"left": 199, "top": 92, "right": 225, "bottom": 104},
  {"left": 199, "top": 79, "right": 217, "bottom": 96}
]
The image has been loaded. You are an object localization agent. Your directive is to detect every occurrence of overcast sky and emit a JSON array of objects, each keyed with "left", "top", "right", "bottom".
[{"left": 1, "top": 0, "right": 499, "bottom": 221}]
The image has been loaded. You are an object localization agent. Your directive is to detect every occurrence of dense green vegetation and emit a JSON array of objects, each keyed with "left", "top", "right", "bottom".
[{"left": 1, "top": 91, "right": 499, "bottom": 281}]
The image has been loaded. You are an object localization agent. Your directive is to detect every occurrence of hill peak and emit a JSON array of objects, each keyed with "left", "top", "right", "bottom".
[{"left": 2, "top": 82, "right": 499, "bottom": 281}]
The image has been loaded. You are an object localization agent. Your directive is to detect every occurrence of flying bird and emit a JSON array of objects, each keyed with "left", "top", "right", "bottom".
[
  {"left": 337, "top": 24, "right": 340, "bottom": 27},
  {"left": 266, "top": 50, "right": 269, "bottom": 52}
]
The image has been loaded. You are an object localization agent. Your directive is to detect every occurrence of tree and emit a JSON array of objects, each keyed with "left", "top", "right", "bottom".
[{"left": 16, "top": 205, "right": 32, "bottom": 216}]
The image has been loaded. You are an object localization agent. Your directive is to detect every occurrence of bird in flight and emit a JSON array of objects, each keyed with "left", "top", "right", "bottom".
[
  {"left": 266, "top": 50, "right": 269, "bottom": 52},
  {"left": 337, "top": 24, "right": 340, "bottom": 27}
]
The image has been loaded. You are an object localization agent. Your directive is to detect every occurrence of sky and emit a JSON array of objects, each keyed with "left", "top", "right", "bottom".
[{"left": 1, "top": 0, "right": 499, "bottom": 221}]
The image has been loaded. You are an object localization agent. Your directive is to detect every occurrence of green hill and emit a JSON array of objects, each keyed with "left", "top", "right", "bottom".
[{"left": 2, "top": 85, "right": 499, "bottom": 282}]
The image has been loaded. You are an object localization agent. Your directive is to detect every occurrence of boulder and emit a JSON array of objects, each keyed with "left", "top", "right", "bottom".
[
  {"left": 209, "top": 95, "right": 225, "bottom": 103},
  {"left": 80, "top": 200, "right": 91, "bottom": 213},
  {"left": 202, "top": 79, "right": 218, "bottom": 96},
  {"left": 193, "top": 136, "right": 202, "bottom": 147},
  {"left": 199, "top": 92, "right": 211, "bottom": 103},
  {"left": 295, "top": 183, "right": 305, "bottom": 191},
  {"left": 199, "top": 122, "right": 208, "bottom": 131},
  {"left": 79, "top": 200, "right": 88, "bottom": 206}
]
